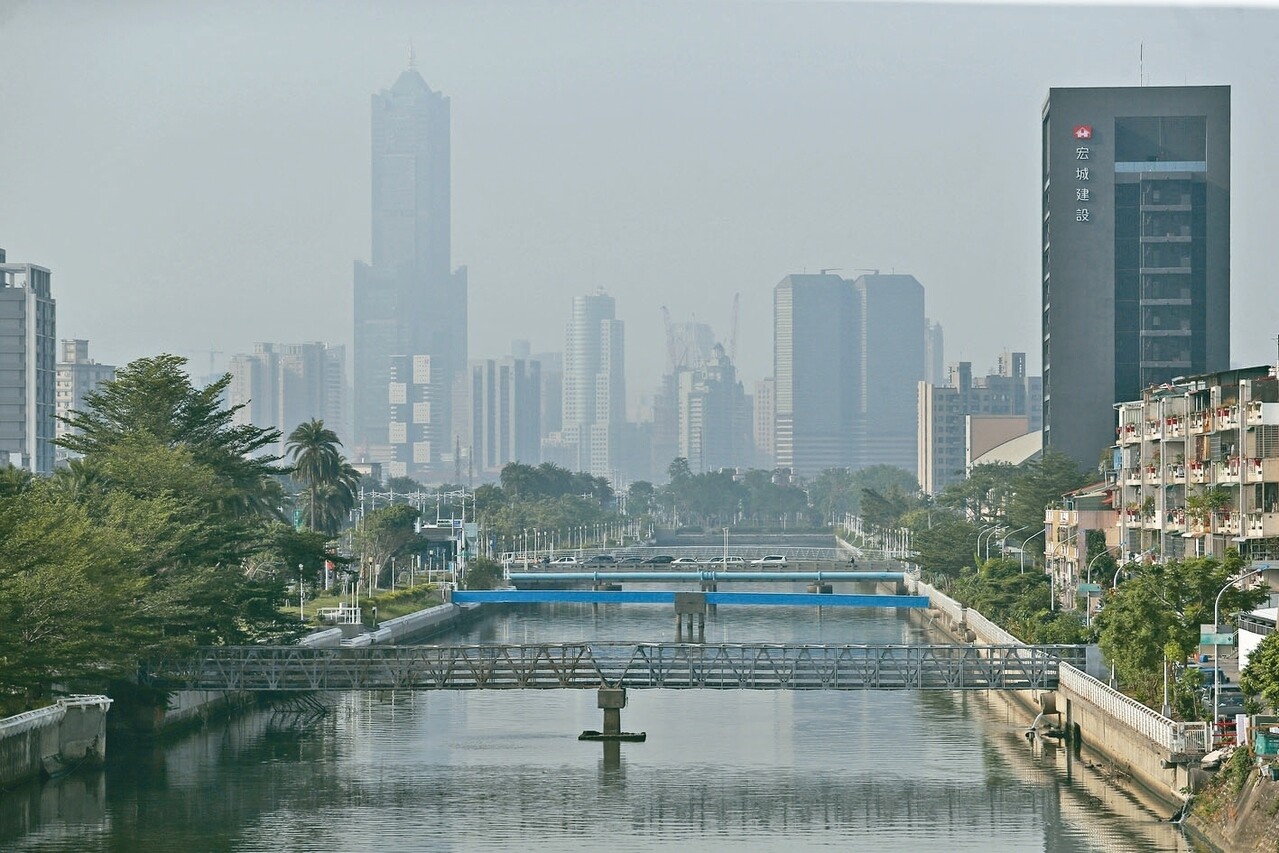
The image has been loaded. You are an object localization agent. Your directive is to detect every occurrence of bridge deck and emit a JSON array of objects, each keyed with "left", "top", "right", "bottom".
[
  {"left": 147, "top": 643, "right": 1086, "bottom": 692},
  {"left": 507, "top": 571, "right": 903, "bottom": 583},
  {"left": 452, "top": 590, "right": 926, "bottom": 607}
]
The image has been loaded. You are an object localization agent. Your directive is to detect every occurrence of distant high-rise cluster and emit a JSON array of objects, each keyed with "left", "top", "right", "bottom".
[
  {"left": 772, "top": 272, "right": 925, "bottom": 480},
  {"left": 917, "top": 352, "right": 1042, "bottom": 494},
  {"left": 0, "top": 248, "right": 55, "bottom": 474},
  {"left": 556, "top": 291, "right": 626, "bottom": 480},
  {"left": 227, "top": 342, "right": 348, "bottom": 455},
  {"left": 1042, "top": 85, "right": 1230, "bottom": 469},
  {"left": 353, "top": 64, "right": 467, "bottom": 479}
]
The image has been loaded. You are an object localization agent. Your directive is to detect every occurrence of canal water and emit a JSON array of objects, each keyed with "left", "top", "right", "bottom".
[{"left": 2, "top": 591, "right": 1200, "bottom": 851}]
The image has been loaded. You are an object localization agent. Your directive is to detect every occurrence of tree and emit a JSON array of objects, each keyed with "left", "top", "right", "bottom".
[
  {"left": 1095, "top": 551, "right": 1269, "bottom": 712},
  {"left": 58, "top": 355, "right": 286, "bottom": 519},
  {"left": 286, "top": 419, "right": 343, "bottom": 533},
  {"left": 903, "top": 508, "right": 979, "bottom": 580},
  {"left": 463, "top": 557, "right": 504, "bottom": 590},
  {"left": 354, "top": 504, "right": 421, "bottom": 587},
  {"left": 1241, "top": 632, "right": 1279, "bottom": 712}
]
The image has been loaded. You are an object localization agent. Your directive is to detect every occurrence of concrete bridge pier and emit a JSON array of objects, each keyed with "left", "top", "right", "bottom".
[
  {"left": 599, "top": 687, "right": 626, "bottom": 736},
  {"left": 675, "top": 592, "right": 707, "bottom": 642},
  {"left": 806, "top": 583, "right": 833, "bottom": 594}
]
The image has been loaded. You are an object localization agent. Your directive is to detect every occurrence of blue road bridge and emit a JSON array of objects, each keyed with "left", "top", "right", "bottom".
[
  {"left": 506, "top": 571, "right": 904, "bottom": 585},
  {"left": 146, "top": 642, "right": 1086, "bottom": 693},
  {"left": 452, "top": 589, "right": 919, "bottom": 608}
]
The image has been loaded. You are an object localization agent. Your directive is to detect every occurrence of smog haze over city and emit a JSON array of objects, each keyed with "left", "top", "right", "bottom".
[{"left": 2, "top": 0, "right": 1278, "bottom": 411}]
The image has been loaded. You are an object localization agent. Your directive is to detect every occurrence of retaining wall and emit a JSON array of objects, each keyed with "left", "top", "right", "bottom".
[
  {"left": 905, "top": 577, "right": 1197, "bottom": 807},
  {"left": 0, "top": 696, "right": 112, "bottom": 788}
]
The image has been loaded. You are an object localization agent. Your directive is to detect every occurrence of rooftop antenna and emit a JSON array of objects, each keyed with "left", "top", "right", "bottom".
[{"left": 409, "top": 39, "right": 417, "bottom": 70}]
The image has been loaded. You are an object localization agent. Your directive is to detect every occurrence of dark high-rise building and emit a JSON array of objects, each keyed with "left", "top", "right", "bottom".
[
  {"left": 1042, "top": 86, "right": 1230, "bottom": 469},
  {"left": 773, "top": 272, "right": 926, "bottom": 480},
  {"left": 854, "top": 273, "right": 925, "bottom": 475},
  {"left": 353, "top": 63, "right": 467, "bottom": 473},
  {"left": 0, "top": 248, "right": 55, "bottom": 474},
  {"left": 773, "top": 274, "right": 859, "bottom": 479}
]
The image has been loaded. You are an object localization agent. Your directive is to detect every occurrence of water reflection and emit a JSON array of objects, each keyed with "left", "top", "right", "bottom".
[{"left": 2, "top": 596, "right": 1200, "bottom": 852}]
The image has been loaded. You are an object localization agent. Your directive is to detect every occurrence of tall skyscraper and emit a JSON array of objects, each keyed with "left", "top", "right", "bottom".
[
  {"left": 55, "top": 340, "right": 115, "bottom": 462},
  {"left": 773, "top": 274, "right": 858, "bottom": 478},
  {"left": 353, "top": 62, "right": 467, "bottom": 473},
  {"left": 924, "top": 318, "right": 945, "bottom": 385},
  {"left": 0, "top": 249, "right": 55, "bottom": 474},
  {"left": 1042, "top": 85, "right": 1230, "bottom": 468},
  {"left": 471, "top": 357, "right": 541, "bottom": 476},
  {"left": 855, "top": 273, "right": 926, "bottom": 475},
  {"left": 754, "top": 377, "right": 776, "bottom": 468},
  {"left": 561, "top": 291, "right": 625, "bottom": 479},
  {"left": 773, "top": 272, "right": 926, "bottom": 480}
]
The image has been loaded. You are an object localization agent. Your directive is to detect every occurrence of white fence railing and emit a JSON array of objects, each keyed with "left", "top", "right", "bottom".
[
  {"left": 0, "top": 695, "right": 111, "bottom": 738},
  {"left": 916, "top": 580, "right": 1208, "bottom": 755},
  {"left": 1058, "top": 664, "right": 1209, "bottom": 754}
]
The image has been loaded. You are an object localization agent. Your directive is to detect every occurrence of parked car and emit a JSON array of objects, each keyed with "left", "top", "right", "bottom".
[
  {"left": 615, "top": 555, "right": 644, "bottom": 564},
  {"left": 671, "top": 557, "right": 702, "bottom": 565},
  {"left": 582, "top": 554, "right": 616, "bottom": 566},
  {"left": 641, "top": 554, "right": 675, "bottom": 564},
  {"left": 549, "top": 556, "right": 578, "bottom": 565},
  {"left": 706, "top": 556, "right": 745, "bottom": 566},
  {"left": 751, "top": 555, "right": 789, "bottom": 566}
]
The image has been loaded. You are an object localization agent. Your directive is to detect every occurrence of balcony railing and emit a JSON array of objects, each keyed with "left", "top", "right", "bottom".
[
  {"left": 1165, "top": 510, "right": 1186, "bottom": 532},
  {"left": 1216, "top": 405, "right": 1240, "bottom": 430},
  {"left": 1167, "top": 463, "right": 1186, "bottom": 483},
  {"left": 1247, "top": 512, "right": 1279, "bottom": 539},
  {"left": 1165, "top": 416, "right": 1186, "bottom": 438},
  {"left": 1216, "top": 458, "right": 1242, "bottom": 484},
  {"left": 1189, "top": 462, "right": 1209, "bottom": 484},
  {"left": 1190, "top": 412, "right": 1212, "bottom": 434}
]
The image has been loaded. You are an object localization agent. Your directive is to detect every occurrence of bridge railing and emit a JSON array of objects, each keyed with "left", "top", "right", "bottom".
[{"left": 913, "top": 579, "right": 964, "bottom": 626}]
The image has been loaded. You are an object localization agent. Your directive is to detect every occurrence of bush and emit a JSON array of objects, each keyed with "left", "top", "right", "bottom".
[{"left": 463, "top": 557, "right": 504, "bottom": 590}]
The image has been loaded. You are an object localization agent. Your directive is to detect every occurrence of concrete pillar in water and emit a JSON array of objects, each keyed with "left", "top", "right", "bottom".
[
  {"left": 674, "top": 592, "right": 707, "bottom": 642},
  {"left": 598, "top": 687, "right": 626, "bottom": 736}
]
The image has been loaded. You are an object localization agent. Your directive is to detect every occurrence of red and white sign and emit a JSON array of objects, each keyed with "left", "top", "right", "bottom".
[{"left": 1073, "top": 125, "right": 1093, "bottom": 140}]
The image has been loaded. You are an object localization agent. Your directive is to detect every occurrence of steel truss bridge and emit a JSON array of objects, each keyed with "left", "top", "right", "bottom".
[{"left": 146, "top": 643, "right": 1086, "bottom": 693}]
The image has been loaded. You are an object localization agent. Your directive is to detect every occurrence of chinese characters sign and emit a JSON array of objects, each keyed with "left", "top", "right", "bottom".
[{"left": 1073, "top": 124, "right": 1094, "bottom": 223}]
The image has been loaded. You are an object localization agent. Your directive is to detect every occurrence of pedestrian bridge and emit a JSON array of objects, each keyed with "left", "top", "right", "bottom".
[{"left": 146, "top": 642, "right": 1085, "bottom": 693}]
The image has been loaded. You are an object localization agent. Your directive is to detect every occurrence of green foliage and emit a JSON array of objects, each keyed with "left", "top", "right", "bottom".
[
  {"left": 950, "top": 558, "right": 1089, "bottom": 644},
  {"left": 463, "top": 557, "right": 504, "bottom": 590},
  {"left": 286, "top": 419, "right": 357, "bottom": 535},
  {"left": 500, "top": 462, "right": 613, "bottom": 505},
  {"left": 0, "top": 355, "right": 313, "bottom": 711},
  {"left": 353, "top": 504, "right": 421, "bottom": 587},
  {"left": 1241, "top": 631, "right": 1279, "bottom": 712},
  {"left": 1095, "top": 551, "right": 1268, "bottom": 712},
  {"left": 902, "top": 508, "right": 980, "bottom": 580}
]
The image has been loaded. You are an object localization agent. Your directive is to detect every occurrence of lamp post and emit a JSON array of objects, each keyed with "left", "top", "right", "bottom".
[
  {"left": 1212, "top": 566, "right": 1267, "bottom": 728},
  {"left": 298, "top": 563, "right": 305, "bottom": 622},
  {"left": 976, "top": 524, "right": 1000, "bottom": 564},
  {"left": 1018, "top": 528, "right": 1045, "bottom": 574},
  {"left": 997, "top": 525, "right": 1031, "bottom": 563}
]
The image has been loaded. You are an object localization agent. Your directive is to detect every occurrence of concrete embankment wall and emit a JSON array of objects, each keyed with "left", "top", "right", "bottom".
[
  {"left": 337, "top": 603, "right": 471, "bottom": 648},
  {"left": 897, "top": 578, "right": 1192, "bottom": 808},
  {"left": 0, "top": 697, "right": 112, "bottom": 788}
]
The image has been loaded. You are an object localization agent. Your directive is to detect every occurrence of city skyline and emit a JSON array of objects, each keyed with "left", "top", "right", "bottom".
[{"left": 3, "top": 3, "right": 1278, "bottom": 413}]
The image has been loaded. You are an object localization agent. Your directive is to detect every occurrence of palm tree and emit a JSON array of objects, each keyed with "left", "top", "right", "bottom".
[{"left": 286, "top": 419, "right": 343, "bottom": 532}]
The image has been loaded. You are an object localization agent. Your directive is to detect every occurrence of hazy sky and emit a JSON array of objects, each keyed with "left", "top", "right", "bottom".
[{"left": 3, "top": 1, "right": 1278, "bottom": 413}]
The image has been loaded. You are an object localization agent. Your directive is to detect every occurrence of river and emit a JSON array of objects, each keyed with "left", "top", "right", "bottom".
[{"left": 1, "top": 590, "right": 1201, "bottom": 851}]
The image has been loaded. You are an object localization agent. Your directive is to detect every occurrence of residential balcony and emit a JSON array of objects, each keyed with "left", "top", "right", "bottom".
[
  {"left": 1216, "top": 458, "right": 1242, "bottom": 484},
  {"left": 1244, "top": 456, "right": 1279, "bottom": 484},
  {"left": 1165, "top": 416, "right": 1186, "bottom": 438},
  {"left": 1166, "top": 463, "right": 1187, "bottom": 484},
  {"left": 1145, "top": 419, "right": 1162, "bottom": 440},
  {"left": 1120, "top": 423, "right": 1141, "bottom": 445},
  {"left": 1247, "top": 511, "right": 1279, "bottom": 538},
  {"left": 1190, "top": 411, "right": 1213, "bottom": 434},
  {"left": 1218, "top": 513, "right": 1242, "bottom": 536},
  {"left": 1216, "top": 405, "right": 1240, "bottom": 430},
  {"left": 1165, "top": 509, "right": 1186, "bottom": 532},
  {"left": 1121, "top": 508, "right": 1141, "bottom": 526},
  {"left": 1188, "top": 516, "right": 1210, "bottom": 537},
  {"left": 1189, "top": 461, "right": 1210, "bottom": 484},
  {"left": 1143, "top": 465, "right": 1161, "bottom": 485},
  {"left": 1142, "top": 513, "right": 1162, "bottom": 530},
  {"left": 1125, "top": 468, "right": 1143, "bottom": 485}
]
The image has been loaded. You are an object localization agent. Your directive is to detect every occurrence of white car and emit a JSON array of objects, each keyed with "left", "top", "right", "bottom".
[
  {"left": 671, "top": 557, "right": 702, "bottom": 565},
  {"left": 549, "top": 556, "right": 578, "bottom": 565},
  {"left": 706, "top": 556, "right": 745, "bottom": 566},
  {"left": 751, "top": 555, "right": 789, "bottom": 566}
]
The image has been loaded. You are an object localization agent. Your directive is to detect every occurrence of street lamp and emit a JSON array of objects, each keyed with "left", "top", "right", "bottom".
[
  {"left": 1019, "top": 528, "right": 1046, "bottom": 574},
  {"left": 1212, "top": 565, "right": 1268, "bottom": 727},
  {"left": 976, "top": 524, "right": 1000, "bottom": 564},
  {"left": 298, "top": 563, "right": 305, "bottom": 622},
  {"left": 996, "top": 525, "right": 1031, "bottom": 562}
]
